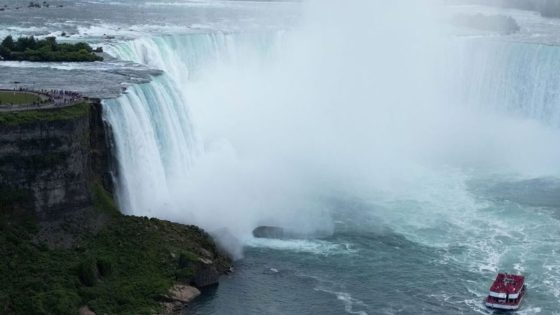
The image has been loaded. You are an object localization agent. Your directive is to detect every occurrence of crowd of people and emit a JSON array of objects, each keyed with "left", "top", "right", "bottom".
[{"left": 39, "top": 89, "right": 83, "bottom": 106}]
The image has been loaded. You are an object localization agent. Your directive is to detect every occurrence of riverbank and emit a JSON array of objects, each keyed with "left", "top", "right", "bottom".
[{"left": 0, "top": 197, "right": 232, "bottom": 315}]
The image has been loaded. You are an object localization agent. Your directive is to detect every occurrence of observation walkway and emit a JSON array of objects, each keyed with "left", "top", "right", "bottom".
[{"left": 0, "top": 88, "right": 85, "bottom": 112}]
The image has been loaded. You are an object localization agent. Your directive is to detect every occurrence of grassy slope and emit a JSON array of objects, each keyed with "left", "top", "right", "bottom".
[
  {"left": 0, "top": 184, "right": 215, "bottom": 315},
  {"left": 0, "top": 91, "right": 42, "bottom": 105},
  {"left": 0, "top": 102, "right": 89, "bottom": 125}
]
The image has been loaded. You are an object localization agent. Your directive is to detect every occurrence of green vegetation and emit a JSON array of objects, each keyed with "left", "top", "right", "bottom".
[
  {"left": 0, "top": 184, "right": 217, "bottom": 315},
  {"left": 0, "top": 102, "right": 89, "bottom": 125},
  {"left": 0, "top": 35, "right": 103, "bottom": 62},
  {"left": 0, "top": 91, "right": 42, "bottom": 105},
  {"left": 92, "top": 183, "right": 120, "bottom": 217}
]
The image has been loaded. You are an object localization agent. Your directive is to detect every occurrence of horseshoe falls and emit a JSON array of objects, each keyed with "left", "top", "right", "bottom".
[
  {"left": 103, "top": 32, "right": 293, "bottom": 240},
  {"left": 454, "top": 40, "right": 560, "bottom": 127},
  {"left": 100, "top": 2, "right": 560, "bottom": 314},
  {"left": 102, "top": 74, "right": 199, "bottom": 219}
]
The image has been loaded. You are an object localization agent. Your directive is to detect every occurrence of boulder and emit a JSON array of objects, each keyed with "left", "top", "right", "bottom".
[
  {"left": 159, "top": 285, "right": 201, "bottom": 315},
  {"left": 160, "top": 302, "right": 182, "bottom": 315},
  {"left": 79, "top": 306, "right": 96, "bottom": 315},
  {"left": 168, "top": 285, "right": 201, "bottom": 303}
]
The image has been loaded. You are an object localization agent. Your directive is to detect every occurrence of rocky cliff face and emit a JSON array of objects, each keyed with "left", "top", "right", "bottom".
[
  {"left": 0, "top": 100, "right": 232, "bottom": 315},
  {"left": 0, "top": 100, "right": 113, "bottom": 220}
]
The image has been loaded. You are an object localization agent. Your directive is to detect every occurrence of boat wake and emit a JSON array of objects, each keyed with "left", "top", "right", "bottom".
[
  {"left": 302, "top": 274, "right": 370, "bottom": 315},
  {"left": 315, "top": 288, "right": 368, "bottom": 315}
]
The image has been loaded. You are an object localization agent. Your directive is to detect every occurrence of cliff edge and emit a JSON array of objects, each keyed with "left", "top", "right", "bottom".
[
  {"left": 0, "top": 99, "right": 112, "bottom": 219},
  {"left": 0, "top": 99, "right": 231, "bottom": 315}
]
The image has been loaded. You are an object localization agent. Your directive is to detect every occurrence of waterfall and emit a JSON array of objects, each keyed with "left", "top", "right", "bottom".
[
  {"left": 102, "top": 32, "right": 284, "bottom": 230},
  {"left": 102, "top": 12, "right": 560, "bottom": 250},
  {"left": 102, "top": 76, "right": 198, "bottom": 217},
  {"left": 450, "top": 39, "right": 560, "bottom": 127}
]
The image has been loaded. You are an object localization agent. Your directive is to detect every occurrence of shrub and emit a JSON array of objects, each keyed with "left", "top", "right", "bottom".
[
  {"left": 77, "top": 258, "right": 97, "bottom": 287},
  {"left": 30, "top": 290, "right": 81, "bottom": 315},
  {"left": 97, "top": 257, "right": 112, "bottom": 277},
  {"left": 175, "top": 268, "right": 194, "bottom": 282},
  {"left": 0, "top": 35, "right": 103, "bottom": 62},
  {"left": 178, "top": 251, "right": 198, "bottom": 268}
]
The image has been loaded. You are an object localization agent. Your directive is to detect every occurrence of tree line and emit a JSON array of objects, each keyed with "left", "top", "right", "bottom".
[{"left": 0, "top": 35, "right": 103, "bottom": 62}]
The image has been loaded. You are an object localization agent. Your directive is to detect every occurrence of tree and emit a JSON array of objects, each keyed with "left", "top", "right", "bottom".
[
  {"left": 43, "top": 36, "right": 57, "bottom": 50},
  {"left": 0, "top": 35, "right": 102, "bottom": 62},
  {"left": 1, "top": 35, "right": 15, "bottom": 51},
  {"left": 0, "top": 46, "right": 10, "bottom": 60},
  {"left": 15, "top": 36, "right": 36, "bottom": 51}
]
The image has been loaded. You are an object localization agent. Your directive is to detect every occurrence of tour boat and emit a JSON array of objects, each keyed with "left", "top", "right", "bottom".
[{"left": 485, "top": 273, "right": 526, "bottom": 310}]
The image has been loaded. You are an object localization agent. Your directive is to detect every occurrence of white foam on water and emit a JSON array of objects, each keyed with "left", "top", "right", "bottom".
[
  {"left": 518, "top": 307, "right": 543, "bottom": 315},
  {"left": 514, "top": 262, "right": 526, "bottom": 273},
  {"left": 97, "top": 2, "right": 560, "bottom": 310},
  {"left": 246, "top": 238, "right": 356, "bottom": 256},
  {"left": 144, "top": 1, "right": 234, "bottom": 8},
  {"left": 313, "top": 286, "right": 368, "bottom": 315},
  {"left": 0, "top": 26, "right": 49, "bottom": 38},
  {"left": 75, "top": 24, "right": 193, "bottom": 40},
  {"left": 0, "top": 59, "right": 147, "bottom": 72},
  {"left": 462, "top": 298, "right": 490, "bottom": 315}
]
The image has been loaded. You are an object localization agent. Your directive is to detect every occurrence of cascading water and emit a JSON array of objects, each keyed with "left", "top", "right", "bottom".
[
  {"left": 100, "top": 1, "right": 560, "bottom": 313},
  {"left": 452, "top": 39, "right": 560, "bottom": 127},
  {"left": 102, "top": 32, "right": 294, "bottom": 241},
  {"left": 102, "top": 2, "right": 560, "bottom": 239},
  {"left": 102, "top": 76, "right": 198, "bottom": 218}
]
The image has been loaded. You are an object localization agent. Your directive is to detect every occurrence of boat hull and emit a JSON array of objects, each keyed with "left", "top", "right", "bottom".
[{"left": 485, "top": 285, "right": 526, "bottom": 311}]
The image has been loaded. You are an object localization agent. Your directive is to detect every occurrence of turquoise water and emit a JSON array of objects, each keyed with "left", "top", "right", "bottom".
[
  {"left": 6, "top": 1, "right": 560, "bottom": 313},
  {"left": 187, "top": 177, "right": 560, "bottom": 314},
  {"left": 103, "top": 27, "right": 560, "bottom": 315},
  {"left": 101, "top": 34, "right": 560, "bottom": 314}
]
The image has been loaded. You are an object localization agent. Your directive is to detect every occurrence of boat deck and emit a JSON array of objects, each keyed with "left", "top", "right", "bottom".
[{"left": 490, "top": 273, "right": 524, "bottom": 295}]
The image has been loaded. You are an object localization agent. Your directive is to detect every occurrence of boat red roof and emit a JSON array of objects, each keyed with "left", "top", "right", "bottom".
[{"left": 490, "top": 273, "right": 524, "bottom": 294}]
